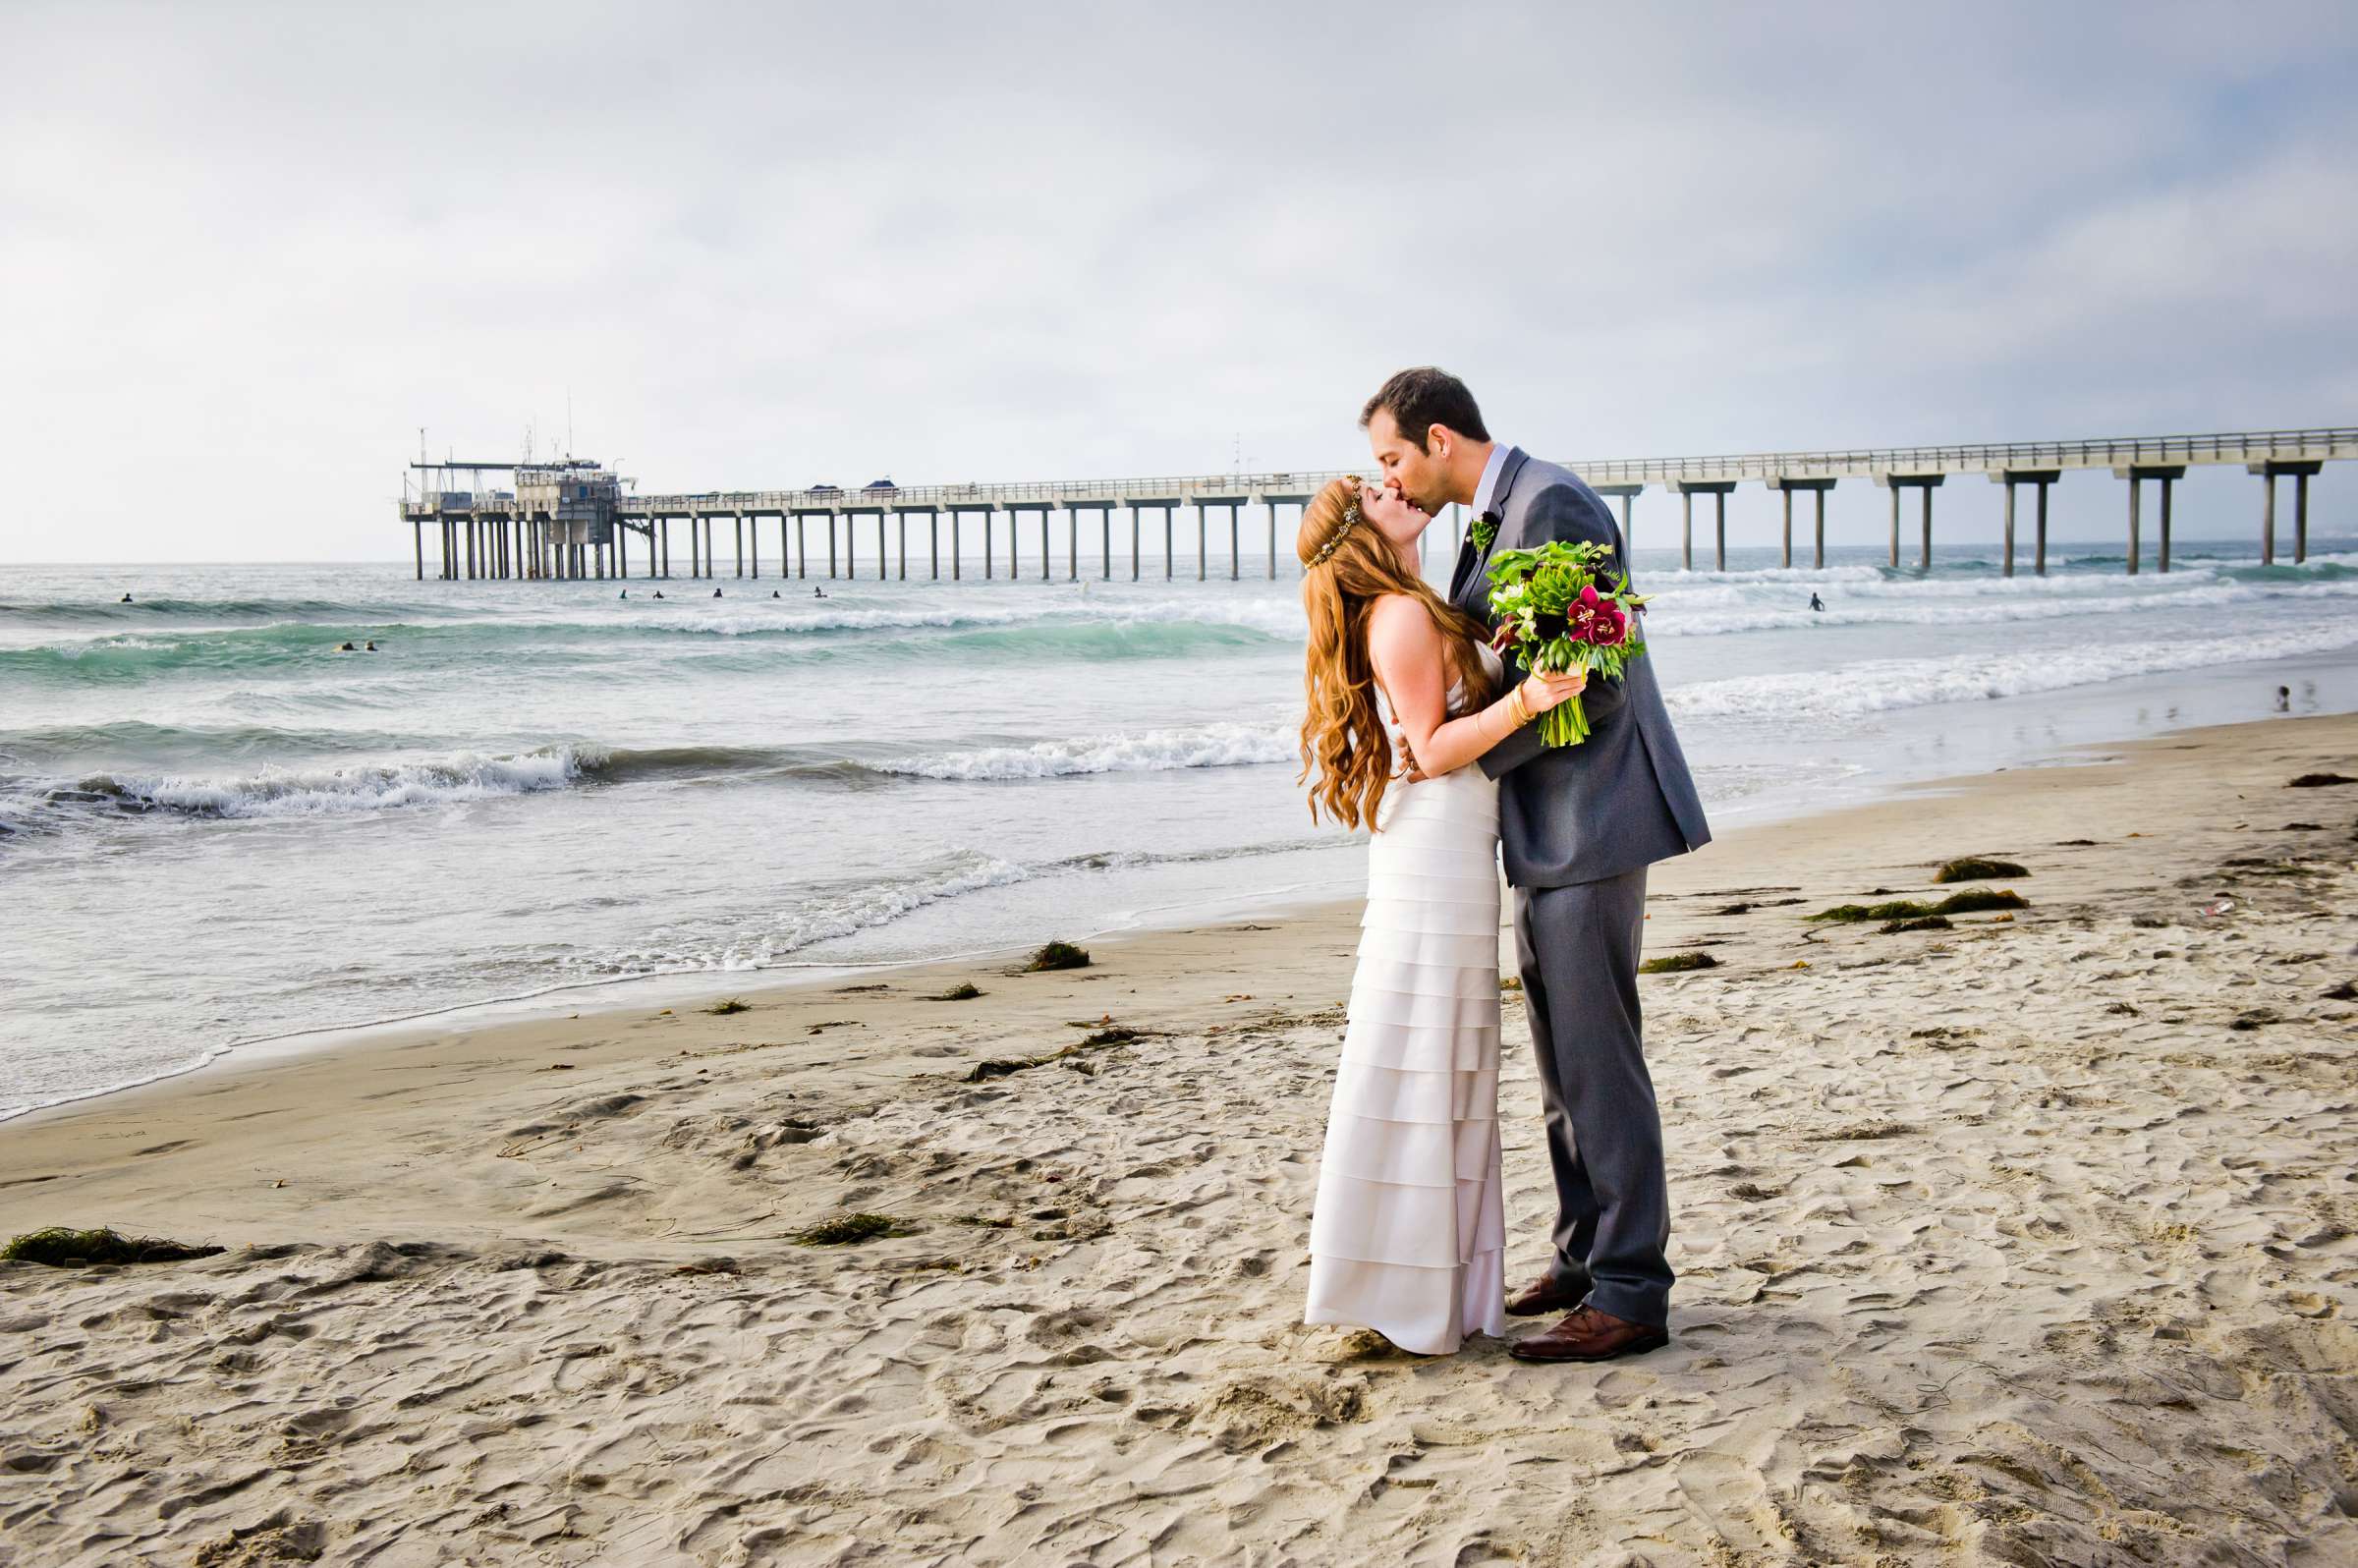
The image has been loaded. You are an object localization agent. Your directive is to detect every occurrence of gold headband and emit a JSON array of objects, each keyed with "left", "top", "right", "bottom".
[{"left": 1309, "top": 495, "right": 1364, "bottom": 567}]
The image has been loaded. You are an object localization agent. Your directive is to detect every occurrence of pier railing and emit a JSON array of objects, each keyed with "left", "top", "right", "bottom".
[
  {"left": 402, "top": 424, "right": 2351, "bottom": 583},
  {"left": 1567, "top": 425, "right": 2358, "bottom": 485}
]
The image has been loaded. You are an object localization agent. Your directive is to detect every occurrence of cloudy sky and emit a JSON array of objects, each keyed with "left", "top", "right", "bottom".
[{"left": 5, "top": 1, "right": 2353, "bottom": 562}]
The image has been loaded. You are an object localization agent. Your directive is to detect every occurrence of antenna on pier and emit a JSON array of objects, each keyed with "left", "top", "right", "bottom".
[{"left": 566, "top": 389, "right": 574, "bottom": 459}]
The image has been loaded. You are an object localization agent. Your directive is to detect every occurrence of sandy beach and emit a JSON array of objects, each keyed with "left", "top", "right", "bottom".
[{"left": 3, "top": 712, "right": 2353, "bottom": 1566}]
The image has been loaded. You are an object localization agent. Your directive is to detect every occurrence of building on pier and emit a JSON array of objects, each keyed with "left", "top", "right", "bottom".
[
  {"left": 516, "top": 460, "right": 620, "bottom": 548},
  {"left": 404, "top": 458, "right": 636, "bottom": 583}
]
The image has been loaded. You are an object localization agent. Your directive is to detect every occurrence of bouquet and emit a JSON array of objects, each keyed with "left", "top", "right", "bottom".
[{"left": 1484, "top": 539, "right": 1649, "bottom": 747}]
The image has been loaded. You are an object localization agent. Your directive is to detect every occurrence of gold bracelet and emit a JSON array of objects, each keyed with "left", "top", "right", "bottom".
[{"left": 1507, "top": 687, "right": 1532, "bottom": 727}]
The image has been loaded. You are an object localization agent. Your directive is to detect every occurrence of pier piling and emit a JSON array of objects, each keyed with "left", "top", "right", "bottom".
[
  {"left": 2250, "top": 461, "right": 2323, "bottom": 566},
  {"left": 2113, "top": 466, "right": 2186, "bottom": 575},
  {"left": 1592, "top": 485, "right": 1642, "bottom": 574},
  {"left": 1874, "top": 475, "right": 1943, "bottom": 571},
  {"left": 1667, "top": 480, "right": 1735, "bottom": 572},
  {"left": 1764, "top": 477, "right": 1833, "bottom": 572}
]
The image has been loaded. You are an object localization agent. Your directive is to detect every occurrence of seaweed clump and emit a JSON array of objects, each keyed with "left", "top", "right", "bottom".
[
  {"left": 926, "top": 982, "right": 984, "bottom": 1002},
  {"left": 1023, "top": 940, "right": 1093, "bottom": 973},
  {"left": 1934, "top": 856, "right": 2028, "bottom": 883},
  {"left": 4, "top": 1227, "right": 224, "bottom": 1267},
  {"left": 1880, "top": 915, "right": 1953, "bottom": 933},
  {"left": 2286, "top": 773, "right": 2354, "bottom": 788},
  {"left": 964, "top": 1026, "right": 1139, "bottom": 1083},
  {"left": 702, "top": 996, "right": 752, "bottom": 1016},
  {"left": 1639, "top": 951, "right": 1718, "bottom": 975},
  {"left": 1809, "top": 888, "right": 2028, "bottom": 924},
  {"left": 792, "top": 1213, "right": 917, "bottom": 1247}
]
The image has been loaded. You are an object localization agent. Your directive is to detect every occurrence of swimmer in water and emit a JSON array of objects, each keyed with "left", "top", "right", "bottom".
[
  {"left": 120, "top": 593, "right": 134, "bottom": 604},
  {"left": 712, "top": 588, "right": 723, "bottom": 598},
  {"left": 337, "top": 642, "right": 357, "bottom": 652},
  {"left": 365, "top": 640, "right": 378, "bottom": 651},
  {"left": 653, "top": 590, "right": 665, "bottom": 599},
  {"left": 1809, "top": 591, "right": 1825, "bottom": 612}
]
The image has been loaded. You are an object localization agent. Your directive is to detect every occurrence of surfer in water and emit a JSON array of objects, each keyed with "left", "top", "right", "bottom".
[{"left": 1809, "top": 591, "right": 1825, "bottom": 613}]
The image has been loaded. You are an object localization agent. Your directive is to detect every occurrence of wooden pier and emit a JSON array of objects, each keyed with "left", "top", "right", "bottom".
[{"left": 403, "top": 426, "right": 2353, "bottom": 583}]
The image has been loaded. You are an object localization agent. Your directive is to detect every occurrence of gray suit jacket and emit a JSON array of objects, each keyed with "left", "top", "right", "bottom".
[{"left": 1448, "top": 447, "right": 1712, "bottom": 887}]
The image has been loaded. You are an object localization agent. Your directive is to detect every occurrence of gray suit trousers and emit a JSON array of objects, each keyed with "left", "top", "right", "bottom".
[{"left": 1511, "top": 867, "right": 1673, "bottom": 1328}]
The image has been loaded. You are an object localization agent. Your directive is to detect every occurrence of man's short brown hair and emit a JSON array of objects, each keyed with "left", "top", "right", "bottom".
[{"left": 1360, "top": 367, "right": 1490, "bottom": 452}]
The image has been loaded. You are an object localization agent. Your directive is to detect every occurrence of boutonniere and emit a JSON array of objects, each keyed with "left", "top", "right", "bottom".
[{"left": 1470, "top": 510, "right": 1500, "bottom": 554}]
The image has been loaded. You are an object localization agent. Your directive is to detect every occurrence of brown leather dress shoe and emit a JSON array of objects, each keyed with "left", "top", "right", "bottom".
[
  {"left": 1508, "top": 1304, "right": 1669, "bottom": 1363},
  {"left": 1504, "top": 1273, "right": 1588, "bottom": 1317}
]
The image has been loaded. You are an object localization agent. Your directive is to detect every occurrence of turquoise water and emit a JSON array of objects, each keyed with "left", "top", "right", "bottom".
[{"left": 4, "top": 536, "right": 2355, "bottom": 1121}]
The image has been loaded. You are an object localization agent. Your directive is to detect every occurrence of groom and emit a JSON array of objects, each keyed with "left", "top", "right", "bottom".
[{"left": 1363, "top": 367, "right": 1712, "bottom": 1363}]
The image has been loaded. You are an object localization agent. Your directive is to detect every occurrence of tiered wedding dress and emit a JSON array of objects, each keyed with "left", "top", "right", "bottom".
[{"left": 1305, "top": 643, "right": 1507, "bottom": 1355}]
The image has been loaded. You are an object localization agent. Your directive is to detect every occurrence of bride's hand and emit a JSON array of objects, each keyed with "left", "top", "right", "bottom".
[{"left": 1518, "top": 670, "right": 1588, "bottom": 713}]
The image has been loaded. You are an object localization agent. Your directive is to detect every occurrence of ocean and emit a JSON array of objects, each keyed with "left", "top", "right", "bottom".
[{"left": 4, "top": 535, "right": 2355, "bottom": 1122}]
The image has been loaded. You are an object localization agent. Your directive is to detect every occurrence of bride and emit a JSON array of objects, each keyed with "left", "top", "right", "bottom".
[{"left": 1295, "top": 477, "right": 1586, "bottom": 1355}]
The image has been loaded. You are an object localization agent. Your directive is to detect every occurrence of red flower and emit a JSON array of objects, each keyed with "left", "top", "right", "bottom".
[{"left": 1589, "top": 607, "right": 1628, "bottom": 646}]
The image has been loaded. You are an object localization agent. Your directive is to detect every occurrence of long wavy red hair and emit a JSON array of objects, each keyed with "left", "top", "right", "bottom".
[{"left": 1296, "top": 477, "right": 1495, "bottom": 829}]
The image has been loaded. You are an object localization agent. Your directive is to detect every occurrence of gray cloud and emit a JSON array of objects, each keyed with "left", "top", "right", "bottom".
[{"left": 3, "top": 1, "right": 2352, "bottom": 560}]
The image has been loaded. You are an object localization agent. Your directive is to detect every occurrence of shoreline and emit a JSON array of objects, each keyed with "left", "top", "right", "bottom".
[
  {"left": 10, "top": 653, "right": 2351, "bottom": 1130},
  {"left": 2, "top": 711, "right": 2351, "bottom": 1562},
  {"left": 4, "top": 708, "right": 2348, "bottom": 1180},
  {"left": 0, "top": 853, "right": 1376, "bottom": 1132}
]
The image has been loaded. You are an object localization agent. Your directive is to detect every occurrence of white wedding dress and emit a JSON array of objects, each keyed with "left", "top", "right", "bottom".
[{"left": 1305, "top": 642, "right": 1508, "bottom": 1355}]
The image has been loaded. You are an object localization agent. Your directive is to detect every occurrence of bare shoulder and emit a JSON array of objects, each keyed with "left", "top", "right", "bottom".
[
  {"left": 1365, "top": 593, "right": 1439, "bottom": 650},
  {"left": 1364, "top": 595, "right": 1445, "bottom": 684}
]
